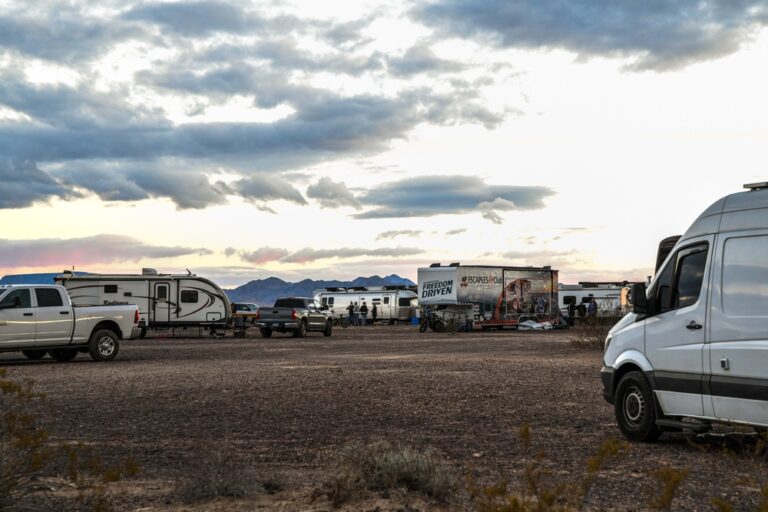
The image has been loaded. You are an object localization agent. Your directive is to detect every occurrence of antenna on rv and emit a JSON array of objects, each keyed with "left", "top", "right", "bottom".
[{"left": 186, "top": 268, "right": 192, "bottom": 276}]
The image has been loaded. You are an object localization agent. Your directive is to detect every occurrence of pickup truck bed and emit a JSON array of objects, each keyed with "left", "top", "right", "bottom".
[{"left": 254, "top": 297, "right": 332, "bottom": 338}]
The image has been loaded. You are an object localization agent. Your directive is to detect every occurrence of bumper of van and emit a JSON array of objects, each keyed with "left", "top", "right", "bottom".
[{"left": 600, "top": 366, "right": 615, "bottom": 404}]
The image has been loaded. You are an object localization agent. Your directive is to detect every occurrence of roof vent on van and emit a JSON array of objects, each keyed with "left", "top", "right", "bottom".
[
  {"left": 142, "top": 268, "right": 159, "bottom": 275},
  {"left": 448, "top": 262, "right": 460, "bottom": 267},
  {"left": 744, "top": 182, "right": 768, "bottom": 191},
  {"left": 429, "top": 263, "right": 441, "bottom": 267}
]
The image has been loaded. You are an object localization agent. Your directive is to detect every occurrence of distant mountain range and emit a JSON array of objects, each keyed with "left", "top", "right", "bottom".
[
  {"left": 0, "top": 272, "right": 415, "bottom": 306},
  {"left": 225, "top": 275, "right": 415, "bottom": 305}
]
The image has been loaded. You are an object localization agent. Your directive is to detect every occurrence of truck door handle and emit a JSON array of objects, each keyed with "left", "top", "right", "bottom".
[
  {"left": 23, "top": 313, "right": 33, "bottom": 317},
  {"left": 60, "top": 311, "right": 69, "bottom": 315},
  {"left": 686, "top": 321, "right": 702, "bottom": 330}
]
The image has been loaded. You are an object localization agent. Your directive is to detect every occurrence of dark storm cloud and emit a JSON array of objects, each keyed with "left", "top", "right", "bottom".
[
  {"left": 415, "top": 0, "right": 768, "bottom": 70},
  {"left": 0, "top": 159, "right": 78, "bottom": 209},
  {"left": 231, "top": 177, "right": 308, "bottom": 206},
  {"left": 306, "top": 178, "right": 361, "bottom": 209},
  {"left": 355, "top": 175, "right": 554, "bottom": 222},
  {"left": 387, "top": 43, "right": 466, "bottom": 76},
  {"left": 123, "top": 1, "right": 262, "bottom": 35},
  {"left": 0, "top": 234, "right": 211, "bottom": 267}
]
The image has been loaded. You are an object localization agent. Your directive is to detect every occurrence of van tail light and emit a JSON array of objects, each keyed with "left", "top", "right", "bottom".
[
  {"left": 291, "top": 309, "right": 297, "bottom": 320},
  {"left": 134, "top": 309, "right": 140, "bottom": 324}
]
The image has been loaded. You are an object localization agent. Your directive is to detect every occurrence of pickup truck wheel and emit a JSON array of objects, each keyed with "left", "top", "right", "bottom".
[
  {"left": 88, "top": 329, "right": 120, "bottom": 362},
  {"left": 615, "top": 371, "right": 661, "bottom": 442},
  {"left": 323, "top": 320, "right": 333, "bottom": 337},
  {"left": 261, "top": 328, "right": 272, "bottom": 338},
  {"left": 22, "top": 349, "right": 47, "bottom": 360},
  {"left": 293, "top": 320, "right": 307, "bottom": 338},
  {"left": 49, "top": 349, "right": 77, "bottom": 362}
]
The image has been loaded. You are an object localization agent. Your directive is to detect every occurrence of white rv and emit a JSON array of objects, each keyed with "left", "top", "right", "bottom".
[
  {"left": 312, "top": 286, "right": 418, "bottom": 324},
  {"left": 559, "top": 282, "right": 635, "bottom": 318},
  {"left": 55, "top": 269, "right": 231, "bottom": 336},
  {"left": 603, "top": 182, "right": 768, "bottom": 441}
]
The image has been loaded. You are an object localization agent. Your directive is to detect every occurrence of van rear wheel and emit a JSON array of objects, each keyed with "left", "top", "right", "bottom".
[{"left": 615, "top": 371, "right": 661, "bottom": 442}]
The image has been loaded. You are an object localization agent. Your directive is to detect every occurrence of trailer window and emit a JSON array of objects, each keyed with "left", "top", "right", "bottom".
[
  {"left": 328, "top": 297, "right": 334, "bottom": 306},
  {"left": 398, "top": 298, "right": 411, "bottom": 307},
  {"left": 104, "top": 285, "right": 118, "bottom": 294},
  {"left": 35, "top": 288, "right": 63, "bottom": 307},
  {"left": 180, "top": 290, "right": 198, "bottom": 303},
  {"left": 562, "top": 295, "right": 576, "bottom": 305},
  {"left": 383, "top": 297, "right": 390, "bottom": 305},
  {"left": 0, "top": 289, "right": 31, "bottom": 308}
]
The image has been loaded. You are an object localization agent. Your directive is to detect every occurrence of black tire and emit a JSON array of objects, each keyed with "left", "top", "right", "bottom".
[
  {"left": 139, "top": 327, "right": 147, "bottom": 338},
  {"left": 433, "top": 320, "right": 446, "bottom": 333},
  {"left": 49, "top": 349, "right": 78, "bottom": 362},
  {"left": 419, "top": 320, "right": 428, "bottom": 333},
  {"left": 261, "top": 328, "right": 272, "bottom": 338},
  {"left": 21, "top": 349, "right": 47, "bottom": 360},
  {"left": 614, "top": 371, "right": 662, "bottom": 442},
  {"left": 324, "top": 320, "right": 333, "bottom": 337},
  {"left": 88, "top": 329, "right": 120, "bottom": 362},
  {"left": 293, "top": 320, "right": 307, "bottom": 338}
]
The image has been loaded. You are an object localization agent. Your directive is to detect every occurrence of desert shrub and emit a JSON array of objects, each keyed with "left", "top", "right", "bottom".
[
  {"left": 468, "top": 424, "right": 629, "bottom": 512},
  {"left": 569, "top": 322, "right": 613, "bottom": 350},
  {"left": 174, "top": 448, "right": 258, "bottom": 503},
  {"left": 0, "top": 368, "right": 138, "bottom": 512},
  {"left": 647, "top": 466, "right": 690, "bottom": 511},
  {"left": 319, "top": 440, "right": 458, "bottom": 507}
]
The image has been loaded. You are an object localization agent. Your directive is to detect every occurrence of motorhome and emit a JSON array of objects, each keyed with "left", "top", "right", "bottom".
[
  {"left": 602, "top": 182, "right": 768, "bottom": 441},
  {"left": 55, "top": 269, "right": 231, "bottom": 335},
  {"left": 559, "top": 282, "right": 635, "bottom": 319},
  {"left": 313, "top": 286, "right": 418, "bottom": 324},
  {"left": 417, "top": 263, "right": 559, "bottom": 330}
]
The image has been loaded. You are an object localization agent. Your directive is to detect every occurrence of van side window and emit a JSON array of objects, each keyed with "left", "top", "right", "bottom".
[
  {"left": 650, "top": 258, "right": 675, "bottom": 313},
  {"left": 722, "top": 236, "right": 768, "bottom": 316},
  {"left": 674, "top": 247, "right": 708, "bottom": 309}
]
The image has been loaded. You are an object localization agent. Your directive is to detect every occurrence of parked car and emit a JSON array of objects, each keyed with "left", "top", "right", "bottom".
[
  {"left": 253, "top": 297, "right": 332, "bottom": 338},
  {"left": 602, "top": 181, "right": 768, "bottom": 441},
  {"left": 0, "top": 284, "right": 140, "bottom": 362}
]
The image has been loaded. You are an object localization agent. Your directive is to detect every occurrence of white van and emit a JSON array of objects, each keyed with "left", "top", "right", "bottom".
[{"left": 602, "top": 182, "right": 768, "bottom": 441}]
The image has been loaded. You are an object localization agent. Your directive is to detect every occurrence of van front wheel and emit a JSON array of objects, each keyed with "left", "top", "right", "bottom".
[{"left": 615, "top": 371, "right": 661, "bottom": 442}]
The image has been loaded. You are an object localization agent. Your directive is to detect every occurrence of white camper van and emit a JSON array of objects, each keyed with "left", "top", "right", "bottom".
[
  {"left": 602, "top": 182, "right": 768, "bottom": 441},
  {"left": 313, "top": 287, "right": 418, "bottom": 324},
  {"left": 55, "top": 269, "right": 231, "bottom": 336}
]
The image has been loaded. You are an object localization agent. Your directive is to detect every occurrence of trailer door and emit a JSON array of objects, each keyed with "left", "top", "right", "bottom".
[{"left": 152, "top": 282, "right": 171, "bottom": 324}]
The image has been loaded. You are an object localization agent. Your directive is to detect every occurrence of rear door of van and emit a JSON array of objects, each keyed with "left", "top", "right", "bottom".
[
  {"left": 708, "top": 231, "right": 768, "bottom": 426},
  {"left": 644, "top": 236, "right": 713, "bottom": 417}
]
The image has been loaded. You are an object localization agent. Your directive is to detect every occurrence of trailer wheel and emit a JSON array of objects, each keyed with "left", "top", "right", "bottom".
[
  {"left": 139, "top": 327, "right": 147, "bottom": 338},
  {"left": 324, "top": 320, "right": 333, "bottom": 337},
  {"left": 22, "top": 349, "right": 47, "bottom": 360},
  {"left": 294, "top": 320, "right": 307, "bottom": 338},
  {"left": 615, "top": 371, "right": 661, "bottom": 442},
  {"left": 49, "top": 349, "right": 78, "bottom": 362},
  {"left": 433, "top": 320, "right": 446, "bottom": 333},
  {"left": 261, "top": 328, "right": 272, "bottom": 338},
  {"left": 88, "top": 329, "right": 120, "bottom": 362}
]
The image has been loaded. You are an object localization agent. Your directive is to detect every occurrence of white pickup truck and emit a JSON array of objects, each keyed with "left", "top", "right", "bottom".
[{"left": 0, "top": 284, "right": 140, "bottom": 362}]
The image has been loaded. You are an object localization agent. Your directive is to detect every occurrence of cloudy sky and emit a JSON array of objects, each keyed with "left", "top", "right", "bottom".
[{"left": 1, "top": 0, "right": 767, "bottom": 286}]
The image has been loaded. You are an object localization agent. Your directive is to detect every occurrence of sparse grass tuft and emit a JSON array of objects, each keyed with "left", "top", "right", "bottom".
[
  {"left": 319, "top": 440, "right": 458, "bottom": 507},
  {"left": 174, "top": 448, "right": 258, "bottom": 503},
  {"left": 569, "top": 322, "right": 613, "bottom": 350}
]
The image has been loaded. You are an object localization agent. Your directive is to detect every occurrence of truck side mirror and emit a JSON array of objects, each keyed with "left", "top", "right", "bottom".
[
  {"left": 0, "top": 296, "right": 21, "bottom": 309},
  {"left": 632, "top": 283, "right": 648, "bottom": 315}
]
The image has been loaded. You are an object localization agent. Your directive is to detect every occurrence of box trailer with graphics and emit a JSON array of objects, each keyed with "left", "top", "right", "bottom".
[
  {"left": 55, "top": 269, "right": 231, "bottom": 336},
  {"left": 417, "top": 264, "right": 559, "bottom": 330}
]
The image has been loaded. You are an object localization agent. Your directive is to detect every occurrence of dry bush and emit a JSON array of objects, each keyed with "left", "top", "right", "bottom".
[
  {"left": 319, "top": 440, "right": 458, "bottom": 507},
  {"left": 468, "top": 424, "right": 630, "bottom": 512},
  {"left": 569, "top": 322, "right": 614, "bottom": 350},
  {"left": 174, "top": 448, "right": 260, "bottom": 503}
]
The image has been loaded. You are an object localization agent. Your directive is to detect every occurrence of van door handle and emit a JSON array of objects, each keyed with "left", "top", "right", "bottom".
[{"left": 686, "top": 321, "right": 703, "bottom": 330}]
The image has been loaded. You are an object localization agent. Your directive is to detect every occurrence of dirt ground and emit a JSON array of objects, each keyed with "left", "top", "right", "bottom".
[{"left": 2, "top": 325, "right": 766, "bottom": 511}]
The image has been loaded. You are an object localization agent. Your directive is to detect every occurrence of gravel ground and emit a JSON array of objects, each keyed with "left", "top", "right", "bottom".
[{"left": 2, "top": 325, "right": 766, "bottom": 511}]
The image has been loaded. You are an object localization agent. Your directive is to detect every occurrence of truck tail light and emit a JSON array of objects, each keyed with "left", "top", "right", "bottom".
[
  {"left": 255, "top": 309, "right": 260, "bottom": 320},
  {"left": 134, "top": 309, "right": 140, "bottom": 324},
  {"left": 291, "top": 309, "right": 297, "bottom": 320}
]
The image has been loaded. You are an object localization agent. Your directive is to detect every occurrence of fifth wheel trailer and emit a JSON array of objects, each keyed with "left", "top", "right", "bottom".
[
  {"left": 417, "top": 264, "right": 559, "bottom": 330},
  {"left": 55, "top": 269, "right": 231, "bottom": 335}
]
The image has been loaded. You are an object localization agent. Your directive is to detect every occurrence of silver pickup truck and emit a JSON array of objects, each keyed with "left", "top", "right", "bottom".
[
  {"left": 254, "top": 297, "right": 332, "bottom": 338},
  {"left": 0, "top": 284, "right": 140, "bottom": 362}
]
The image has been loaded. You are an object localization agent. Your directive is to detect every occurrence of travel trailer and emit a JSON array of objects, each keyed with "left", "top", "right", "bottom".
[
  {"left": 417, "top": 263, "right": 559, "bottom": 330},
  {"left": 55, "top": 269, "right": 231, "bottom": 335},
  {"left": 313, "top": 286, "right": 418, "bottom": 323},
  {"left": 559, "top": 282, "right": 635, "bottom": 319},
  {"left": 602, "top": 182, "right": 768, "bottom": 441}
]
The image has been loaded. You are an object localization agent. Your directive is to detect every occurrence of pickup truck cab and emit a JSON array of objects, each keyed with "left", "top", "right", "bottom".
[
  {"left": 602, "top": 182, "right": 768, "bottom": 441},
  {"left": 0, "top": 284, "right": 140, "bottom": 362},
  {"left": 254, "top": 297, "right": 332, "bottom": 338}
]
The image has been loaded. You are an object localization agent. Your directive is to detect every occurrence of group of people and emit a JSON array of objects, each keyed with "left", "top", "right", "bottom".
[{"left": 346, "top": 300, "right": 377, "bottom": 326}]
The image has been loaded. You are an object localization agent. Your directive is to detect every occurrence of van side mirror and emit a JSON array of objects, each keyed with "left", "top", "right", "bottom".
[{"left": 632, "top": 283, "right": 648, "bottom": 315}]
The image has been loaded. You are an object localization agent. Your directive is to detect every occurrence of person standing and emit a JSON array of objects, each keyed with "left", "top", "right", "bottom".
[
  {"left": 371, "top": 303, "right": 378, "bottom": 325},
  {"left": 360, "top": 301, "right": 369, "bottom": 326},
  {"left": 587, "top": 297, "right": 598, "bottom": 324},
  {"left": 353, "top": 301, "right": 360, "bottom": 326},
  {"left": 347, "top": 301, "right": 354, "bottom": 326}
]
